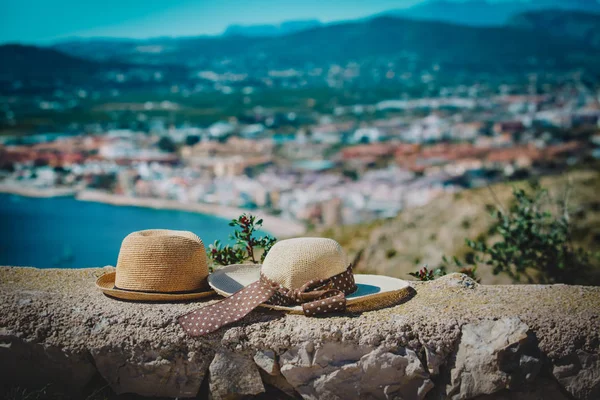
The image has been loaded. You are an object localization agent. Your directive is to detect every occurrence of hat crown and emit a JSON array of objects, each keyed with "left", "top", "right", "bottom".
[
  {"left": 115, "top": 229, "right": 208, "bottom": 293},
  {"left": 261, "top": 237, "right": 348, "bottom": 290}
]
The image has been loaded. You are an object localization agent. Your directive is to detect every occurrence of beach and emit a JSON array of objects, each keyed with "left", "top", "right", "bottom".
[
  {"left": 0, "top": 183, "right": 77, "bottom": 198},
  {"left": 76, "top": 190, "right": 306, "bottom": 238}
]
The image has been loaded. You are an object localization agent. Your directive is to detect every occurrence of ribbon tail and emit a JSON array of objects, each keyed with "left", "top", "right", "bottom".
[
  {"left": 178, "top": 280, "right": 274, "bottom": 337},
  {"left": 301, "top": 290, "right": 346, "bottom": 316}
]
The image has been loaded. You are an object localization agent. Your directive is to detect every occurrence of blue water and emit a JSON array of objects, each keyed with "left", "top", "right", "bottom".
[{"left": 0, "top": 194, "right": 234, "bottom": 269}]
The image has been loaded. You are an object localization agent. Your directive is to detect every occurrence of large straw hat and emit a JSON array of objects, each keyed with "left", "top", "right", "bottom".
[
  {"left": 179, "top": 238, "right": 412, "bottom": 336},
  {"left": 96, "top": 229, "right": 214, "bottom": 301},
  {"left": 209, "top": 237, "right": 411, "bottom": 313}
]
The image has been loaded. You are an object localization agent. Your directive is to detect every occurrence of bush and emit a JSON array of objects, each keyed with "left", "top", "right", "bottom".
[{"left": 465, "top": 182, "right": 598, "bottom": 284}]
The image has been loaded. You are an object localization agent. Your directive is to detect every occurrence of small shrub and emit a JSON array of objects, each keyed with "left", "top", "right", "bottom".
[
  {"left": 465, "top": 182, "right": 598, "bottom": 284},
  {"left": 208, "top": 214, "right": 277, "bottom": 268},
  {"left": 409, "top": 266, "right": 446, "bottom": 281}
]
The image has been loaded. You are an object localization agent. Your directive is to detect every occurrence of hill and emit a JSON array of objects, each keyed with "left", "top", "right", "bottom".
[
  {"left": 381, "top": 0, "right": 600, "bottom": 26},
  {"left": 223, "top": 19, "right": 322, "bottom": 37},
  {"left": 509, "top": 10, "right": 600, "bottom": 49},
  {"left": 51, "top": 16, "right": 600, "bottom": 76},
  {"left": 0, "top": 44, "right": 99, "bottom": 83},
  {"left": 317, "top": 169, "right": 600, "bottom": 285}
]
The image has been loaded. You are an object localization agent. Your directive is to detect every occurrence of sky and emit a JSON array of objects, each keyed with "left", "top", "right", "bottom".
[{"left": 0, "top": 0, "right": 427, "bottom": 44}]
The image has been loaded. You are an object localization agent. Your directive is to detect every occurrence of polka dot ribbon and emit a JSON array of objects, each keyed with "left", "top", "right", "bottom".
[{"left": 178, "top": 265, "right": 357, "bottom": 337}]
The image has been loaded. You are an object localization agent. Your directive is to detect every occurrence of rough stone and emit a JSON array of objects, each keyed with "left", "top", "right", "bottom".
[
  {"left": 0, "top": 333, "right": 96, "bottom": 394},
  {"left": 474, "top": 378, "right": 571, "bottom": 400},
  {"left": 446, "top": 317, "right": 542, "bottom": 399},
  {"left": 92, "top": 346, "right": 209, "bottom": 398},
  {"left": 1, "top": 267, "right": 599, "bottom": 399},
  {"left": 259, "top": 370, "right": 301, "bottom": 399},
  {"left": 280, "top": 342, "right": 433, "bottom": 399},
  {"left": 254, "top": 349, "right": 279, "bottom": 375},
  {"left": 209, "top": 351, "right": 265, "bottom": 400},
  {"left": 552, "top": 350, "right": 600, "bottom": 400},
  {"left": 423, "top": 344, "right": 445, "bottom": 376}
]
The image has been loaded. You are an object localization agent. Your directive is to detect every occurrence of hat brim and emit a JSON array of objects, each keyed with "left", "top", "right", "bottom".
[
  {"left": 96, "top": 271, "right": 215, "bottom": 302},
  {"left": 208, "top": 264, "right": 413, "bottom": 314}
]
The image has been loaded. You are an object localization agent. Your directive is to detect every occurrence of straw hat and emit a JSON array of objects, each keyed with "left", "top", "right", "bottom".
[
  {"left": 96, "top": 229, "right": 214, "bottom": 301},
  {"left": 179, "top": 237, "right": 412, "bottom": 336}
]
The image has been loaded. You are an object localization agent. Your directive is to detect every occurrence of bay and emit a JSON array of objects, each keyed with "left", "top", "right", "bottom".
[{"left": 0, "top": 193, "right": 234, "bottom": 269}]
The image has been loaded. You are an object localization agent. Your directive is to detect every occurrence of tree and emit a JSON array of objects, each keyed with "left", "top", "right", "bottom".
[{"left": 157, "top": 136, "right": 176, "bottom": 153}]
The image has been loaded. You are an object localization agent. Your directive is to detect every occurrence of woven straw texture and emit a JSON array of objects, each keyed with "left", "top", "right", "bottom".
[
  {"left": 114, "top": 229, "right": 209, "bottom": 293},
  {"left": 96, "top": 272, "right": 214, "bottom": 302},
  {"left": 261, "top": 237, "right": 348, "bottom": 289}
]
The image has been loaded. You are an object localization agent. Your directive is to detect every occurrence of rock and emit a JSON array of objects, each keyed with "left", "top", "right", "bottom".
[
  {"left": 209, "top": 351, "right": 265, "bottom": 400},
  {"left": 552, "top": 350, "right": 600, "bottom": 400},
  {"left": 436, "top": 273, "right": 478, "bottom": 289},
  {"left": 260, "top": 370, "right": 301, "bottom": 399},
  {"left": 2, "top": 267, "right": 600, "bottom": 399},
  {"left": 447, "top": 317, "right": 542, "bottom": 399},
  {"left": 254, "top": 349, "right": 279, "bottom": 375},
  {"left": 92, "top": 347, "right": 208, "bottom": 398},
  {"left": 423, "top": 344, "right": 445, "bottom": 376},
  {"left": 0, "top": 334, "right": 96, "bottom": 394},
  {"left": 280, "top": 342, "right": 433, "bottom": 399},
  {"left": 475, "top": 378, "right": 571, "bottom": 400}
]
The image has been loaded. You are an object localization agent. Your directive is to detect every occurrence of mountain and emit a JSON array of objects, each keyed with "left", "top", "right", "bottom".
[
  {"left": 52, "top": 16, "right": 600, "bottom": 75},
  {"left": 0, "top": 44, "right": 99, "bottom": 83},
  {"left": 223, "top": 19, "right": 322, "bottom": 37},
  {"left": 509, "top": 10, "right": 600, "bottom": 49},
  {"left": 380, "top": 0, "right": 600, "bottom": 26}
]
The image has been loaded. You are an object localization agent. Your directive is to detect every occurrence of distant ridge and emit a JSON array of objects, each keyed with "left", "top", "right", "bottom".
[
  {"left": 378, "top": 0, "right": 600, "bottom": 26},
  {"left": 223, "top": 19, "right": 322, "bottom": 37},
  {"left": 508, "top": 9, "right": 600, "bottom": 49},
  {"left": 49, "top": 15, "right": 598, "bottom": 73},
  {"left": 4, "top": 11, "right": 600, "bottom": 88}
]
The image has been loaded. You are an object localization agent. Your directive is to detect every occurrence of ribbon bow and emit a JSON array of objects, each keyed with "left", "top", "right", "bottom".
[{"left": 179, "top": 265, "right": 356, "bottom": 337}]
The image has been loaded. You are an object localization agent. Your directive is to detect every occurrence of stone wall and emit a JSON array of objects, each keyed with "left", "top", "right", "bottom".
[{"left": 1, "top": 267, "right": 599, "bottom": 399}]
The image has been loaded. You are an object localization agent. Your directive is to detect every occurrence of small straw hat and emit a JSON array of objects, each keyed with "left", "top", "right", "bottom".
[
  {"left": 179, "top": 237, "right": 412, "bottom": 336},
  {"left": 96, "top": 229, "right": 214, "bottom": 301}
]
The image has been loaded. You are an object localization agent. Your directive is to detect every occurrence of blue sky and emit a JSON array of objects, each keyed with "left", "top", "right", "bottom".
[{"left": 1, "top": 0, "right": 426, "bottom": 44}]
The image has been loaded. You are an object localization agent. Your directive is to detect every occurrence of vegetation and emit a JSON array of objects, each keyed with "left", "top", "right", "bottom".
[
  {"left": 463, "top": 182, "right": 598, "bottom": 285},
  {"left": 409, "top": 180, "right": 599, "bottom": 284},
  {"left": 157, "top": 136, "right": 176, "bottom": 153},
  {"left": 408, "top": 266, "right": 445, "bottom": 281},
  {"left": 208, "top": 214, "right": 277, "bottom": 268},
  {"left": 322, "top": 169, "right": 600, "bottom": 285}
]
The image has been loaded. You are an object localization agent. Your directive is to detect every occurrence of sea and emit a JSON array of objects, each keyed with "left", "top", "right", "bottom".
[{"left": 0, "top": 193, "right": 234, "bottom": 269}]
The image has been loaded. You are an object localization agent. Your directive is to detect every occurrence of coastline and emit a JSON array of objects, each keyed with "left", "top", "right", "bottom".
[
  {"left": 0, "top": 183, "right": 77, "bottom": 198},
  {"left": 0, "top": 183, "right": 306, "bottom": 237},
  {"left": 75, "top": 190, "right": 306, "bottom": 238}
]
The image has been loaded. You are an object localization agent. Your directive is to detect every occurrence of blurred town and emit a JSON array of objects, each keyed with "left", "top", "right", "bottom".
[{"left": 1, "top": 73, "right": 599, "bottom": 228}]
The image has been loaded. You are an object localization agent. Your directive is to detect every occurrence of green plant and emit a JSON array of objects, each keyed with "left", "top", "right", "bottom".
[
  {"left": 409, "top": 266, "right": 446, "bottom": 281},
  {"left": 208, "top": 214, "right": 277, "bottom": 268},
  {"left": 465, "top": 182, "right": 597, "bottom": 284}
]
